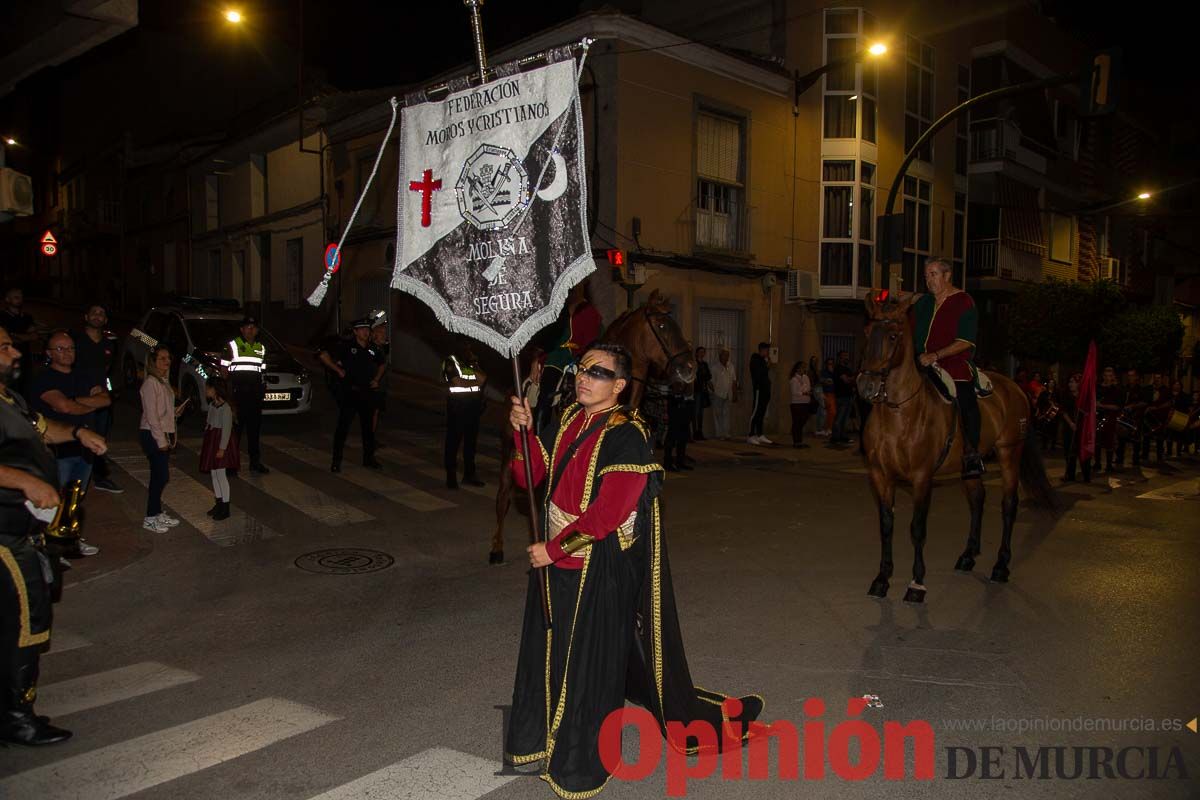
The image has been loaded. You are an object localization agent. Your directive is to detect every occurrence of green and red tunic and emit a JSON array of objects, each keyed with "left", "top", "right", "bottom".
[{"left": 913, "top": 291, "right": 978, "bottom": 381}]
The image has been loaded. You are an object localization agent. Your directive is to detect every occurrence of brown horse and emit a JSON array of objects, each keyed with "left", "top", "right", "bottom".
[
  {"left": 488, "top": 290, "right": 695, "bottom": 564},
  {"left": 857, "top": 293, "right": 1054, "bottom": 603}
]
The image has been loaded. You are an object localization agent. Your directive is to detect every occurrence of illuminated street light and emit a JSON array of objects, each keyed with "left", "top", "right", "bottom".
[
  {"left": 3, "top": 137, "right": 16, "bottom": 146},
  {"left": 1137, "top": 192, "right": 1152, "bottom": 200},
  {"left": 868, "top": 42, "right": 888, "bottom": 57},
  {"left": 224, "top": 9, "right": 243, "bottom": 24}
]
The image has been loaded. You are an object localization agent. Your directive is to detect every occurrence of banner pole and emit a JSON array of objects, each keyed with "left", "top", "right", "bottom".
[{"left": 462, "top": 0, "right": 552, "bottom": 630}]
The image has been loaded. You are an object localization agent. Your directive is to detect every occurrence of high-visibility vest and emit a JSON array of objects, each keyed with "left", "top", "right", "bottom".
[
  {"left": 223, "top": 337, "right": 266, "bottom": 375},
  {"left": 443, "top": 355, "right": 481, "bottom": 394}
]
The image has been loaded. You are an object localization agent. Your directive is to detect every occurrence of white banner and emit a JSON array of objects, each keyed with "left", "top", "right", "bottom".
[{"left": 391, "top": 50, "right": 592, "bottom": 356}]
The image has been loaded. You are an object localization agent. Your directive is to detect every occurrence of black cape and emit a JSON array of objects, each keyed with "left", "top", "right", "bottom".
[{"left": 505, "top": 404, "right": 763, "bottom": 797}]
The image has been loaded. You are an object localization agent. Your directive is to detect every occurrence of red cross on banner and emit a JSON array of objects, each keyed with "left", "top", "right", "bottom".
[{"left": 408, "top": 169, "right": 442, "bottom": 228}]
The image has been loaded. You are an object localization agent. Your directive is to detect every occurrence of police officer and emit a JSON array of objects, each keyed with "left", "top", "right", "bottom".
[
  {"left": 320, "top": 318, "right": 385, "bottom": 473},
  {"left": 442, "top": 338, "right": 487, "bottom": 489},
  {"left": 225, "top": 316, "right": 269, "bottom": 474},
  {"left": 1, "top": 324, "right": 107, "bottom": 746}
]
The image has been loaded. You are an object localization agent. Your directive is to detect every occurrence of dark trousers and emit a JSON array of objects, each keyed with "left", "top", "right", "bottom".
[
  {"left": 0, "top": 531, "right": 51, "bottom": 716},
  {"left": 91, "top": 406, "right": 113, "bottom": 480},
  {"left": 332, "top": 388, "right": 375, "bottom": 466},
  {"left": 1116, "top": 436, "right": 1142, "bottom": 467},
  {"left": 1063, "top": 423, "right": 1092, "bottom": 482},
  {"left": 748, "top": 385, "right": 769, "bottom": 437},
  {"left": 693, "top": 393, "right": 708, "bottom": 438},
  {"left": 139, "top": 430, "right": 169, "bottom": 517},
  {"left": 954, "top": 381, "right": 982, "bottom": 451},
  {"left": 445, "top": 397, "right": 482, "bottom": 479},
  {"left": 233, "top": 383, "right": 263, "bottom": 465},
  {"left": 665, "top": 400, "right": 691, "bottom": 466},
  {"left": 831, "top": 396, "right": 854, "bottom": 442},
  {"left": 790, "top": 403, "right": 810, "bottom": 445}
]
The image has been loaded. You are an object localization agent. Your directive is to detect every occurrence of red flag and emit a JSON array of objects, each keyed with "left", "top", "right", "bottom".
[{"left": 1077, "top": 341, "right": 1098, "bottom": 461}]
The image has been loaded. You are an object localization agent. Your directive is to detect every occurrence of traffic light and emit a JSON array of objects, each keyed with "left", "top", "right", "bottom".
[
  {"left": 606, "top": 248, "right": 627, "bottom": 282},
  {"left": 1082, "top": 48, "right": 1120, "bottom": 117}
]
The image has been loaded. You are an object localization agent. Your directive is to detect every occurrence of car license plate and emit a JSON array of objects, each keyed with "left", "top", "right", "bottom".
[{"left": 264, "top": 392, "right": 291, "bottom": 402}]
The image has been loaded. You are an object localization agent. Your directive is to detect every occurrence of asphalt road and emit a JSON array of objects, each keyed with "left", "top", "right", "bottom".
[{"left": 1, "top": 387, "right": 1197, "bottom": 800}]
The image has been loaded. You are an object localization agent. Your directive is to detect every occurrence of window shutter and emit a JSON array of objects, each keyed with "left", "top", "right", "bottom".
[{"left": 697, "top": 113, "right": 742, "bottom": 184}]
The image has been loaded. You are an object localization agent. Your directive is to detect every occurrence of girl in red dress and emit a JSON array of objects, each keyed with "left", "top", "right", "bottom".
[{"left": 198, "top": 377, "right": 239, "bottom": 520}]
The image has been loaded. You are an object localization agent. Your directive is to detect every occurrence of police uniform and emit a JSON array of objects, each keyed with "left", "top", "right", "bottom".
[
  {"left": 326, "top": 320, "right": 383, "bottom": 472},
  {"left": 223, "top": 317, "right": 269, "bottom": 473},
  {"left": 442, "top": 350, "right": 485, "bottom": 489},
  {"left": 0, "top": 387, "right": 72, "bottom": 745}
]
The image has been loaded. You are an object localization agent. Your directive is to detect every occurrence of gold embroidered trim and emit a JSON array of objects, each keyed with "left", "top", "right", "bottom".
[
  {"left": 579, "top": 428, "right": 609, "bottom": 514},
  {"left": 0, "top": 546, "right": 50, "bottom": 648},
  {"left": 597, "top": 463, "right": 662, "bottom": 477},
  {"left": 505, "top": 750, "right": 546, "bottom": 765},
  {"left": 617, "top": 510, "right": 638, "bottom": 551},
  {"left": 545, "top": 548, "right": 592, "bottom": 762},
  {"left": 541, "top": 771, "right": 613, "bottom": 799}
]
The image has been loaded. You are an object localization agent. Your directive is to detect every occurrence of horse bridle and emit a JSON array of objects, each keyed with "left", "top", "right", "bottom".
[
  {"left": 639, "top": 307, "right": 691, "bottom": 380},
  {"left": 860, "top": 317, "right": 922, "bottom": 408}
]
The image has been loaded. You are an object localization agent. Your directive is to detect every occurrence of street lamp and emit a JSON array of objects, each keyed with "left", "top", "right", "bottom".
[
  {"left": 3, "top": 137, "right": 16, "bottom": 146},
  {"left": 1137, "top": 192, "right": 1152, "bottom": 200},
  {"left": 224, "top": 9, "right": 243, "bottom": 24},
  {"left": 794, "top": 41, "right": 888, "bottom": 106}
]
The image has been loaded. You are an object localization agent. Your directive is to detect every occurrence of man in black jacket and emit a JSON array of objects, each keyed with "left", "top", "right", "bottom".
[{"left": 747, "top": 342, "right": 772, "bottom": 445}]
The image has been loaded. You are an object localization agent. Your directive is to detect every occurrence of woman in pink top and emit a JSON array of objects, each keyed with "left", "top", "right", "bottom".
[{"left": 139, "top": 345, "right": 187, "bottom": 533}]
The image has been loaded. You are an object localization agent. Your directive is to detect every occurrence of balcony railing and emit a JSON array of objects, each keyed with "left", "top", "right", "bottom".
[
  {"left": 967, "top": 238, "right": 1043, "bottom": 283},
  {"left": 969, "top": 117, "right": 1053, "bottom": 171},
  {"left": 694, "top": 181, "right": 750, "bottom": 255}
]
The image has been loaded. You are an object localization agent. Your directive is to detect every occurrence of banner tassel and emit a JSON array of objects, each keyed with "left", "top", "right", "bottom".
[{"left": 307, "top": 96, "right": 400, "bottom": 307}]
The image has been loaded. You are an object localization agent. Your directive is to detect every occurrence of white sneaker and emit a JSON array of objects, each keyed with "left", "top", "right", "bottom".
[
  {"left": 156, "top": 513, "right": 181, "bottom": 527},
  {"left": 143, "top": 516, "right": 169, "bottom": 533},
  {"left": 746, "top": 436, "right": 758, "bottom": 444},
  {"left": 758, "top": 436, "right": 774, "bottom": 445},
  {"left": 75, "top": 538, "right": 100, "bottom": 557}
]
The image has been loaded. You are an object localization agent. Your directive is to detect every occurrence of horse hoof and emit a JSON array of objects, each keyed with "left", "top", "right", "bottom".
[
  {"left": 989, "top": 567, "right": 1009, "bottom": 583},
  {"left": 954, "top": 555, "right": 975, "bottom": 572},
  {"left": 867, "top": 580, "right": 889, "bottom": 598},
  {"left": 903, "top": 585, "right": 927, "bottom": 604},
  {"left": 488, "top": 550, "right": 505, "bottom": 565}
]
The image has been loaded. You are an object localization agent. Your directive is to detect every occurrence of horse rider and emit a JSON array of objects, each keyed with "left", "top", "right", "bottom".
[
  {"left": 533, "top": 283, "right": 602, "bottom": 432},
  {"left": 912, "top": 257, "right": 984, "bottom": 478}
]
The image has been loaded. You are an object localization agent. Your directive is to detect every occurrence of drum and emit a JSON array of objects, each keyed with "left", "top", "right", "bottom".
[
  {"left": 1115, "top": 411, "right": 1139, "bottom": 441},
  {"left": 1166, "top": 410, "right": 1190, "bottom": 433}
]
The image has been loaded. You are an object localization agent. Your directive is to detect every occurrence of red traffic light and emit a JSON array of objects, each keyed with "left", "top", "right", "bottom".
[{"left": 606, "top": 249, "right": 625, "bottom": 266}]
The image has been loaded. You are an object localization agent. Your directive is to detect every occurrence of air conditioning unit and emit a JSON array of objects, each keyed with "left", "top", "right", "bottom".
[
  {"left": 626, "top": 263, "right": 647, "bottom": 285},
  {"left": 1099, "top": 256, "right": 1120, "bottom": 282},
  {"left": 784, "top": 269, "right": 817, "bottom": 302},
  {"left": 0, "top": 167, "right": 33, "bottom": 216}
]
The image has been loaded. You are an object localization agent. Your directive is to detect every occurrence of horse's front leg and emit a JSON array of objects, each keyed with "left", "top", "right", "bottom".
[
  {"left": 954, "top": 476, "right": 985, "bottom": 572},
  {"left": 991, "top": 444, "right": 1020, "bottom": 583},
  {"left": 867, "top": 468, "right": 895, "bottom": 598},
  {"left": 904, "top": 475, "right": 934, "bottom": 604}
]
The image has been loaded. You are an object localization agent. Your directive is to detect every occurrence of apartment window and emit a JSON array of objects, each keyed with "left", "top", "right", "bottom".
[
  {"left": 695, "top": 110, "right": 747, "bottom": 253},
  {"left": 822, "top": 8, "right": 876, "bottom": 143},
  {"left": 904, "top": 36, "right": 935, "bottom": 163},
  {"left": 953, "top": 192, "right": 966, "bottom": 286},
  {"left": 902, "top": 175, "right": 932, "bottom": 291},
  {"left": 1049, "top": 213, "right": 1073, "bottom": 263},
  {"left": 955, "top": 65, "right": 970, "bottom": 176},
  {"left": 285, "top": 237, "right": 304, "bottom": 309},
  {"left": 820, "top": 160, "right": 875, "bottom": 290}
]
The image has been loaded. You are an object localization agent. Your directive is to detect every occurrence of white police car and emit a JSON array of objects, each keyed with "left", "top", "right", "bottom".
[{"left": 121, "top": 299, "right": 311, "bottom": 417}]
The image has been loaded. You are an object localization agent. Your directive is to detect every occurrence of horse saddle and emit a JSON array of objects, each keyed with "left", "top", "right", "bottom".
[{"left": 927, "top": 364, "right": 994, "bottom": 404}]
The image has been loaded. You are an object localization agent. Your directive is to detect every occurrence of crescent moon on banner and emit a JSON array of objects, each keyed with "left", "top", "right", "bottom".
[{"left": 536, "top": 153, "right": 568, "bottom": 202}]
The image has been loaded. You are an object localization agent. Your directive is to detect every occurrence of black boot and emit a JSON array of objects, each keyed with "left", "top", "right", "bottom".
[
  {"left": 962, "top": 444, "right": 985, "bottom": 479},
  {"left": 363, "top": 456, "right": 383, "bottom": 470},
  {"left": 212, "top": 501, "right": 231, "bottom": 521},
  {"left": 446, "top": 473, "right": 459, "bottom": 490},
  {"left": 206, "top": 497, "right": 220, "bottom": 517},
  {"left": 0, "top": 661, "right": 71, "bottom": 747},
  {"left": 462, "top": 474, "right": 485, "bottom": 487}
]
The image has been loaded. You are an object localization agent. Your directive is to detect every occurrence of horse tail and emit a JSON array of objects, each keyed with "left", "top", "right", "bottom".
[{"left": 1019, "top": 422, "right": 1058, "bottom": 511}]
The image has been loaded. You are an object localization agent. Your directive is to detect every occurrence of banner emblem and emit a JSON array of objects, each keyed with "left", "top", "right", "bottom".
[{"left": 456, "top": 144, "right": 529, "bottom": 230}]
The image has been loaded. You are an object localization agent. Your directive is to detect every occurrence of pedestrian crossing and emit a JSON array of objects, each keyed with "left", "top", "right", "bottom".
[
  {"left": 0, "top": 635, "right": 520, "bottom": 800},
  {"left": 108, "top": 455, "right": 280, "bottom": 548}
]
